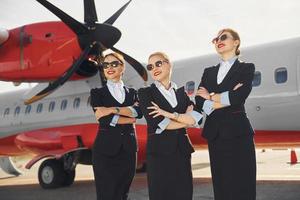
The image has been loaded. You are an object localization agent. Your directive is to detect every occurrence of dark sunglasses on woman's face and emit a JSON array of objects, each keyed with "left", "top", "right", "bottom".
[
  {"left": 212, "top": 34, "right": 232, "bottom": 44},
  {"left": 101, "top": 60, "right": 123, "bottom": 69},
  {"left": 146, "top": 60, "right": 168, "bottom": 71}
]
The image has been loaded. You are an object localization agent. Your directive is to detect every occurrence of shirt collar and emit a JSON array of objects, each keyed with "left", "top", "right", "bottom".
[
  {"left": 220, "top": 56, "right": 238, "bottom": 66},
  {"left": 154, "top": 81, "right": 177, "bottom": 91},
  {"left": 106, "top": 79, "right": 124, "bottom": 88}
]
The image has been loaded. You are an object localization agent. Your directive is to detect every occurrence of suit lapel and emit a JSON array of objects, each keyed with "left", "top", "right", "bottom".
[
  {"left": 219, "top": 59, "right": 240, "bottom": 87},
  {"left": 104, "top": 85, "right": 128, "bottom": 105},
  {"left": 213, "top": 64, "right": 220, "bottom": 86},
  {"left": 150, "top": 83, "right": 174, "bottom": 111},
  {"left": 103, "top": 85, "right": 120, "bottom": 105},
  {"left": 123, "top": 86, "right": 130, "bottom": 103},
  {"left": 175, "top": 87, "right": 184, "bottom": 109}
]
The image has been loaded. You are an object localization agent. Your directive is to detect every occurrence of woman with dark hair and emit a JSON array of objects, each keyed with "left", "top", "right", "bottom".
[
  {"left": 90, "top": 52, "right": 143, "bottom": 200},
  {"left": 138, "top": 52, "right": 203, "bottom": 200},
  {"left": 195, "top": 28, "right": 256, "bottom": 200}
]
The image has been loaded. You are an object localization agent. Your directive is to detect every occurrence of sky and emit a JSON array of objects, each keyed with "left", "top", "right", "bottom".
[{"left": 1, "top": 0, "right": 300, "bottom": 92}]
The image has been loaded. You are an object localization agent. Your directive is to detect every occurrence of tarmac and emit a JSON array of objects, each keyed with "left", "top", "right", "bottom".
[{"left": 1, "top": 149, "right": 300, "bottom": 200}]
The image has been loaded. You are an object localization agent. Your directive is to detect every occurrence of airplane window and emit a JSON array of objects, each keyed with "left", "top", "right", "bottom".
[
  {"left": 275, "top": 67, "right": 287, "bottom": 84},
  {"left": 37, "top": 103, "right": 43, "bottom": 113},
  {"left": 73, "top": 98, "right": 80, "bottom": 109},
  {"left": 185, "top": 81, "right": 195, "bottom": 96},
  {"left": 49, "top": 101, "right": 55, "bottom": 112},
  {"left": 61, "top": 99, "right": 68, "bottom": 111},
  {"left": 14, "top": 106, "right": 20, "bottom": 116},
  {"left": 87, "top": 96, "right": 91, "bottom": 106},
  {"left": 3, "top": 108, "right": 9, "bottom": 117},
  {"left": 25, "top": 105, "right": 31, "bottom": 115},
  {"left": 252, "top": 71, "right": 261, "bottom": 87}
]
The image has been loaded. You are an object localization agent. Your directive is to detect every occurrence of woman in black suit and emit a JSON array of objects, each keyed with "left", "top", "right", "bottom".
[
  {"left": 90, "top": 52, "right": 143, "bottom": 200},
  {"left": 138, "top": 52, "right": 203, "bottom": 200},
  {"left": 195, "top": 28, "right": 256, "bottom": 200}
]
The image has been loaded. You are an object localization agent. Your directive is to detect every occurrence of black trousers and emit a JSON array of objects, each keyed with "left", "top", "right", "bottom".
[
  {"left": 92, "top": 145, "right": 136, "bottom": 200},
  {"left": 147, "top": 150, "right": 193, "bottom": 200},
  {"left": 208, "top": 135, "right": 256, "bottom": 200}
]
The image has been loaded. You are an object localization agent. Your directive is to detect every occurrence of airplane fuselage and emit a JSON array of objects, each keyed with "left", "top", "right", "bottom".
[{"left": 1, "top": 37, "right": 300, "bottom": 169}]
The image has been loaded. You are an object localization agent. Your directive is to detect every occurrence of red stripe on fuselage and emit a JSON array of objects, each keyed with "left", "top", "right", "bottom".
[{"left": 1, "top": 124, "right": 300, "bottom": 159}]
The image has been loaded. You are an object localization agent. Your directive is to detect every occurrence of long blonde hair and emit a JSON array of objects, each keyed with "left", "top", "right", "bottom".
[
  {"left": 104, "top": 52, "right": 125, "bottom": 65},
  {"left": 148, "top": 51, "right": 170, "bottom": 62}
]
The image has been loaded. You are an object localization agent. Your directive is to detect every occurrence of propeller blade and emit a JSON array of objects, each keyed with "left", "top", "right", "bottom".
[
  {"left": 104, "top": 0, "right": 132, "bottom": 25},
  {"left": 84, "top": 0, "right": 98, "bottom": 25},
  {"left": 36, "top": 0, "right": 88, "bottom": 35},
  {"left": 111, "top": 46, "right": 148, "bottom": 81},
  {"left": 24, "top": 42, "right": 98, "bottom": 105}
]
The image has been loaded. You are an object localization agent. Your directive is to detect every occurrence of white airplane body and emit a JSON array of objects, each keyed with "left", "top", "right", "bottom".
[{"left": 1, "top": 37, "right": 300, "bottom": 187}]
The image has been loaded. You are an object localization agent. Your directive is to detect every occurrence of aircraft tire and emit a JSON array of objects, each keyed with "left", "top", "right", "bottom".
[
  {"left": 62, "top": 169, "right": 75, "bottom": 187},
  {"left": 38, "top": 159, "right": 65, "bottom": 189}
]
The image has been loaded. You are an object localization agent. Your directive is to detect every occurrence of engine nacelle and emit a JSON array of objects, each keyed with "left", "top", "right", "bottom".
[{"left": 0, "top": 22, "right": 97, "bottom": 82}]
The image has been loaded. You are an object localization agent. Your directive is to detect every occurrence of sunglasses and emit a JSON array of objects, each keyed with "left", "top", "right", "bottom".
[
  {"left": 212, "top": 34, "right": 232, "bottom": 44},
  {"left": 101, "top": 60, "right": 123, "bottom": 69},
  {"left": 146, "top": 60, "right": 168, "bottom": 71}
]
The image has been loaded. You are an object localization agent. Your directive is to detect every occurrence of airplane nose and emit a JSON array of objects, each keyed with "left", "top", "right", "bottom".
[{"left": 0, "top": 28, "right": 9, "bottom": 45}]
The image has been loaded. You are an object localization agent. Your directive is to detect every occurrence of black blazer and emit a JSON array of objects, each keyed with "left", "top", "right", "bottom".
[
  {"left": 90, "top": 85, "right": 143, "bottom": 156},
  {"left": 138, "top": 84, "right": 196, "bottom": 155},
  {"left": 195, "top": 59, "right": 255, "bottom": 141}
]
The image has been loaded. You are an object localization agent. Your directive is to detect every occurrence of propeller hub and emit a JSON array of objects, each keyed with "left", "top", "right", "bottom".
[{"left": 79, "top": 23, "right": 121, "bottom": 50}]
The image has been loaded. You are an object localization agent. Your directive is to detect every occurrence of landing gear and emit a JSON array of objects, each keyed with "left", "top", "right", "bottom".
[
  {"left": 38, "top": 159, "right": 75, "bottom": 189},
  {"left": 37, "top": 150, "right": 91, "bottom": 189},
  {"left": 62, "top": 169, "right": 76, "bottom": 187}
]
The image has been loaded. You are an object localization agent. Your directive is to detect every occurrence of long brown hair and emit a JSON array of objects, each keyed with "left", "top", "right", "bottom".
[{"left": 218, "top": 28, "right": 241, "bottom": 55}]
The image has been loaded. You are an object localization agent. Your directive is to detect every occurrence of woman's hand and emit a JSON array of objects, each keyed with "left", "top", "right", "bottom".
[
  {"left": 213, "top": 102, "right": 224, "bottom": 110},
  {"left": 233, "top": 83, "right": 243, "bottom": 91},
  {"left": 94, "top": 107, "right": 114, "bottom": 120},
  {"left": 196, "top": 87, "right": 211, "bottom": 100},
  {"left": 186, "top": 105, "right": 194, "bottom": 113},
  {"left": 147, "top": 102, "right": 173, "bottom": 118},
  {"left": 128, "top": 117, "right": 137, "bottom": 124}
]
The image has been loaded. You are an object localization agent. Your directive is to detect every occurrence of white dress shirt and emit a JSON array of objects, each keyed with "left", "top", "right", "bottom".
[
  {"left": 106, "top": 80, "right": 125, "bottom": 104},
  {"left": 105, "top": 80, "right": 137, "bottom": 127},
  {"left": 217, "top": 56, "right": 238, "bottom": 84},
  {"left": 202, "top": 56, "right": 238, "bottom": 116},
  {"left": 154, "top": 81, "right": 178, "bottom": 108},
  {"left": 154, "top": 81, "right": 203, "bottom": 134}
]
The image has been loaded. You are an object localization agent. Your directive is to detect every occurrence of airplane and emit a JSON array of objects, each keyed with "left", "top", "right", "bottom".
[
  {"left": 0, "top": 0, "right": 149, "bottom": 189},
  {"left": 1, "top": 0, "right": 300, "bottom": 190},
  {"left": 1, "top": 36, "right": 300, "bottom": 189},
  {"left": 0, "top": 0, "right": 148, "bottom": 105}
]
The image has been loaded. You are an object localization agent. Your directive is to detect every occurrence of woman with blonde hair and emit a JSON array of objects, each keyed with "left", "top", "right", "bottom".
[
  {"left": 90, "top": 52, "right": 143, "bottom": 200},
  {"left": 138, "top": 52, "right": 203, "bottom": 200}
]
